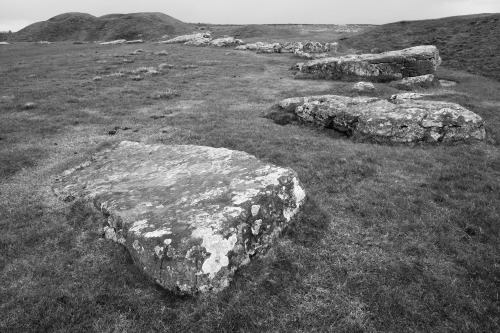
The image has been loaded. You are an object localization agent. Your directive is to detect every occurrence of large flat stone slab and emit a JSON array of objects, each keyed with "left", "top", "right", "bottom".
[
  {"left": 294, "top": 45, "right": 442, "bottom": 82},
  {"left": 54, "top": 141, "right": 306, "bottom": 294},
  {"left": 279, "top": 95, "right": 485, "bottom": 143}
]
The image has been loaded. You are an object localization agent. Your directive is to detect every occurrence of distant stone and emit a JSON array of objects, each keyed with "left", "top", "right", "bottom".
[
  {"left": 391, "top": 74, "right": 438, "bottom": 90},
  {"left": 294, "top": 50, "right": 330, "bottom": 59},
  {"left": 439, "top": 79, "right": 457, "bottom": 87},
  {"left": 99, "top": 39, "right": 126, "bottom": 45},
  {"left": 161, "top": 35, "right": 170, "bottom": 40},
  {"left": 235, "top": 42, "right": 282, "bottom": 53},
  {"left": 156, "top": 50, "right": 168, "bottom": 56},
  {"left": 302, "top": 42, "right": 338, "bottom": 53},
  {"left": 352, "top": 81, "right": 375, "bottom": 92},
  {"left": 0, "top": 42, "right": 10, "bottom": 45},
  {"left": 281, "top": 42, "right": 303, "bottom": 53},
  {"left": 125, "top": 39, "right": 144, "bottom": 44},
  {"left": 184, "top": 37, "right": 212, "bottom": 46},
  {"left": 92, "top": 76, "right": 102, "bottom": 81},
  {"left": 295, "top": 45, "right": 442, "bottom": 82},
  {"left": 36, "top": 41, "right": 51, "bottom": 44},
  {"left": 279, "top": 95, "right": 485, "bottom": 143},
  {"left": 130, "top": 49, "right": 144, "bottom": 55},
  {"left": 23, "top": 102, "right": 37, "bottom": 110},
  {"left": 210, "top": 37, "right": 244, "bottom": 47},
  {"left": 389, "top": 92, "right": 433, "bottom": 102},
  {"left": 54, "top": 141, "right": 306, "bottom": 294},
  {"left": 163, "top": 32, "right": 211, "bottom": 44}
]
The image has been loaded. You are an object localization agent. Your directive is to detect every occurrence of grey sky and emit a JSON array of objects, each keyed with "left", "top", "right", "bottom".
[{"left": 1, "top": 0, "right": 500, "bottom": 32}]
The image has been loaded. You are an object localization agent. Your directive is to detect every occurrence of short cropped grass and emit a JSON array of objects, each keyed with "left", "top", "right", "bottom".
[{"left": 1, "top": 39, "right": 499, "bottom": 332}]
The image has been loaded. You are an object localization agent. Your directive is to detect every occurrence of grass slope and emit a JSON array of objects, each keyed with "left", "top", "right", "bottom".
[
  {"left": 341, "top": 13, "right": 500, "bottom": 82},
  {"left": 0, "top": 38, "right": 499, "bottom": 332},
  {"left": 3, "top": 12, "right": 193, "bottom": 42}
]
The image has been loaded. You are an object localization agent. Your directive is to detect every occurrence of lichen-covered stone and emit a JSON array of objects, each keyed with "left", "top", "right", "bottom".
[
  {"left": 294, "top": 50, "right": 330, "bottom": 60},
  {"left": 281, "top": 42, "right": 303, "bottom": 53},
  {"left": 302, "top": 42, "right": 338, "bottom": 53},
  {"left": 235, "top": 42, "right": 282, "bottom": 53},
  {"left": 279, "top": 95, "right": 485, "bottom": 143},
  {"left": 184, "top": 37, "right": 212, "bottom": 46},
  {"left": 163, "top": 32, "right": 211, "bottom": 44},
  {"left": 295, "top": 45, "right": 442, "bottom": 82},
  {"left": 99, "top": 39, "right": 126, "bottom": 45},
  {"left": 210, "top": 37, "right": 244, "bottom": 47},
  {"left": 390, "top": 92, "right": 433, "bottom": 102},
  {"left": 352, "top": 81, "right": 376, "bottom": 92},
  {"left": 54, "top": 141, "right": 306, "bottom": 294},
  {"left": 390, "top": 74, "right": 437, "bottom": 90}
]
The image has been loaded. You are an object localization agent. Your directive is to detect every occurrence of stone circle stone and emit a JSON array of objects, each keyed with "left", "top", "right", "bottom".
[
  {"left": 295, "top": 45, "right": 442, "bottom": 82},
  {"left": 279, "top": 95, "right": 485, "bottom": 143},
  {"left": 54, "top": 141, "right": 306, "bottom": 294},
  {"left": 352, "top": 81, "right": 376, "bottom": 92}
]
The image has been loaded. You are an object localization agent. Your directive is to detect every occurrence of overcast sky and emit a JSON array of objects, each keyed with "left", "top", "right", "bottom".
[{"left": 1, "top": 0, "right": 500, "bottom": 32}]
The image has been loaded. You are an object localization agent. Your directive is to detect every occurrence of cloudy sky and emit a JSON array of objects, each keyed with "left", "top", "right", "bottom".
[{"left": 1, "top": 0, "right": 500, "bottom": 31}]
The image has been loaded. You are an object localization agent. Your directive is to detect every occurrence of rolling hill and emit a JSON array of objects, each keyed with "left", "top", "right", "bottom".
[
  {"left": 340, "top": 13, "right": 500, "bottom": 81},
  {"left": 2, "top": 12, "right": 193, "bottom": 42}
]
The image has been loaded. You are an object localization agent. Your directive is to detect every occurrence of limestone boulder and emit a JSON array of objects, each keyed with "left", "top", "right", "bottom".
[
  {"left": 184, "top": 37, "right": 212, "bottom": 46},
  {"left": 99, "top": 39, "right": 126, "bottom": 45},
  {"left": 352, "top": 81, "right": 375, "bottom": 92},
  {"left": 54, "top": 141, "right": 306, "bottom": 294},
  {"left": 281, "top": 42, "right": 303, "bottom": 53},
  {"left": 391, "top": 74, "right": 438, "bottom": 90},
  {"left": 235, "top": 42, "right": 282, "bottom": 53},
  {"left": 389, "top": 92, "right": 433, "bottom": 102},
  {"left": 125, "top": 39, "right": 144, "bottom": 44},
  {"left": 294, "top": 50, "right": 330, "bottom": 60},
  {"left": 210, "top": 37, "right": 244, "bottom": 47},
  {"left": 295, "top": 45, "right": 442, "bottom": 82},
  {"left": 279, "top": 95, "right": 485, "bottom": 143},
  {"left": 163, "top": 32, "right": 211, "bottom": 44},
  {"left": 302, "top": 42, "right": 338, "bottom": 53}
]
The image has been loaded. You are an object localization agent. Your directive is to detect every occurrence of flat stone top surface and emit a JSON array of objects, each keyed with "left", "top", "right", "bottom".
[
  {"left": 304, "top": 45, "right": 441, "bottom": 66},
  {"left": 58, "top": 141, "right": 299, "bottom": 238}
]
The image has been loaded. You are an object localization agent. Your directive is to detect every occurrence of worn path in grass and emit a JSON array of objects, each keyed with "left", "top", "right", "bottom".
[{"left": 1, "top": 41, "right": 500, "bottom": 332}]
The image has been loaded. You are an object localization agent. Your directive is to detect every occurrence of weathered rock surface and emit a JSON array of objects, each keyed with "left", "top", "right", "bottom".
[
  {"left": 390, "top": 74, "right": 437, "bottom": 90},
  {"left": 125, "top": 39, "right": 144, "bottom": 44},
  {"left": 235, "top": 42, "right": 282, "bottom": 53},
  {"left": 163, "top": 32, "right": 211, "bottom": 44},
  {"left": 294, "top": 50, "right": 330, "bottom": 60},
  {"left": 281, "top": 42, "right": 303, "bottom": 53},
  {"left": 210, "top": 37, "right": 244, "bottom": 47},
  {"left": 302, "top": 42, "right": 338, "bottom": 53},
  {"left": 390, "top": 92, "right": 433, "bottom": 102},
  {"left": 184, "top": 37, "right": 212, "bottom": 46},
  {"left": 439, "top": 79, "right": 457, "bottom": 87},
  {"left": 278, "top": 95, "right": 485, "bottom": 143},
  {"left": 54, "top": 141, "right": 306, "bottom": 294},
  {"left": 295, "top": 45, "right": 442, "bottom": 82},
  {"left": 352, "top": 81, "right": 376, "bottom": 92},
  {"left": 99, "top": 39, "right": 126, "bottom": 45}
]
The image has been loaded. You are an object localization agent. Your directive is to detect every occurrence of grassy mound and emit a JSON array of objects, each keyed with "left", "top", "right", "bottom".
[
  {"left": 4, "top": 12, "right": 193, "bottom": 42},
  {"left": 340, "top": 13, "right": 500, "bottom": 81}
]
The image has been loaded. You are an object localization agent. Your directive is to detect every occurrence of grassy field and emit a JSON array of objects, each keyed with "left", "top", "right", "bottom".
[{"left": 1, "top": 37, "right": 500, "bottom": 332}]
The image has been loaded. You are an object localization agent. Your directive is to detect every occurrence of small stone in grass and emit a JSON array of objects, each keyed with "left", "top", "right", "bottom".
[
  {"left": 131, "top": 75, "right": 143, "bottom": 81},
  {"left": 108, "top": 130, "right": 117, "bottom": 135},
  {"left": 23, "top": 102, "right": 37, "bottom": 110},
  {"left": 93, "top": 76, "right": 102, "bottom": 81}
]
